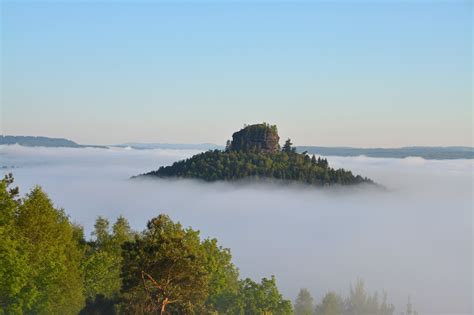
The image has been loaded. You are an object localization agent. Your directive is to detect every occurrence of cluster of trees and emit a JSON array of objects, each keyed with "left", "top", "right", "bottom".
[
  {"left": 294, "top": 281, "right": 417, "bottom": 315},
  {"left": 140, "top": 123, "right": 372, "bottom": 186},
  {"left": 143, "top": 147, "right": 371, "bottom": 186},
  {"left": 0, "top": 174, "right": 85, "bottom": 314},
  {"left": 1, "top": 174, "right": 414, "bottom": 315},
  {"left": 0, "top": 174, "right": 291, "bottom": 314}
]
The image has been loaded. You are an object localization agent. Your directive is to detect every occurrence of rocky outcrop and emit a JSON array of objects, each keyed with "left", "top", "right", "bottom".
[{"left": 229, "top": 123, "right": 280, "bottom": 153}]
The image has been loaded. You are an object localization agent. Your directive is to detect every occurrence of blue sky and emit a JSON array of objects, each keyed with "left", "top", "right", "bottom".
[{"left": 1, "top": 0, "right": 472, "bottom": 146}]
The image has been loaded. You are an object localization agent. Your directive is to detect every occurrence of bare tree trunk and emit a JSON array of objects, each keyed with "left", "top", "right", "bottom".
[{"left": 160, "top": 297, "right": 169, "bottom": 315}]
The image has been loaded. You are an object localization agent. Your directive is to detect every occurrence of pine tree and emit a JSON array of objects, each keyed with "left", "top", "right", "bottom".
[{"left": 282, "top": 138, "right": 293, "bottom": 153}]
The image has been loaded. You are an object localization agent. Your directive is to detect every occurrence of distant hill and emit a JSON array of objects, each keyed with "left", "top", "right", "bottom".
[
  {"left": 296, "top": 146, "right": 474, "bottom": 160},
  {"left": 0, "top": 135, "right": 107, "bottom": 148},
  {"left": 137, "top": 123, "right": 373, "bottom": 186}
]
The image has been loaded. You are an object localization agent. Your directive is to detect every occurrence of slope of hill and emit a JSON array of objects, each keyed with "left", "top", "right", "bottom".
[{"left": 0, "top": 135, "right": 107, "bottom": 148}]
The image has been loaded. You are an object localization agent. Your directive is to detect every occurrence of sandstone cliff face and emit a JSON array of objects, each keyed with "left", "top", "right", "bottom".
[{"left": 230, "top": 123, "right": 280, "bottom": 153}]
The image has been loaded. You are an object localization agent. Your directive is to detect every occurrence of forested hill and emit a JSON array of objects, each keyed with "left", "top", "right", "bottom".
[
  {"left": 138, "top": 123, "right": 373, "bottom": 186},
  {"left": 296, "top": 146, "right": 474, "bottom": 160},
  {"left": 0, "top": 135, "right": 107, "bottom": 148}
]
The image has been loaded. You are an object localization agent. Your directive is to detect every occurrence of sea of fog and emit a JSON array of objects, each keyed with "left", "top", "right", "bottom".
[{"left": 0, "top": 145, "right": 472, "bottom": 314}]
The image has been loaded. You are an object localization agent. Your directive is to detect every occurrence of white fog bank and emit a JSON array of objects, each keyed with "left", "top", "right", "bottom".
[{"left": 1, "top": 145, "right": 472, "bottom": 314}]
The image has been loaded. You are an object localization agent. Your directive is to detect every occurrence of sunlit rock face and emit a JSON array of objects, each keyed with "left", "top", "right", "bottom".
[{"left": 230, "top": 123, "right": 280, "bottom": 153}]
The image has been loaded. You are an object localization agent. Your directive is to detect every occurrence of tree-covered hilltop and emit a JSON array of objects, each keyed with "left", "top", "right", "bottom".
[{"left": 140, "top": 123, "right": 373, "bottom": 186}]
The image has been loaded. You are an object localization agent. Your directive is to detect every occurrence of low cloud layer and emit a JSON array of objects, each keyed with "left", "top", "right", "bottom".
[{"left": 1, "top": 145, "right": 472, "bottom": 314}]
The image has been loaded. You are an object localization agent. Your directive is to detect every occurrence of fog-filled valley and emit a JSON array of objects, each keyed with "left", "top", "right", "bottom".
[{"left": 1, "top": 145, "right": 472, "bottom": 314}]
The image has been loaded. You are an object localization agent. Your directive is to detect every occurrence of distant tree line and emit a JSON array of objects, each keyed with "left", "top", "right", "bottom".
[
  {"left": 294, "top": 282, "right": 417, "bottom": 315},
  {"left": 0, "top": 135, "right": 81, "bottom": 147}
]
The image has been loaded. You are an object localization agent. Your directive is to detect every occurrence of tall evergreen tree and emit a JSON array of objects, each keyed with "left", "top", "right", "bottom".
[
  {"left": 282, "top": 138, "right": 293, "bottom": 153},
  {"left": 16, "top": 186, "right": 85, "bottom": 314}
]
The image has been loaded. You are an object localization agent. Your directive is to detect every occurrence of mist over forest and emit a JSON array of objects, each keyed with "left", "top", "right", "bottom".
[{"left": 0, "top": 144, "right": 471, "bottom": 314}]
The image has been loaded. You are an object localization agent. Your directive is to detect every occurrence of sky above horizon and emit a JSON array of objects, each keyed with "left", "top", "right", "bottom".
[{"left": 1, "top": 0, "right": 472, "bottom": 147}]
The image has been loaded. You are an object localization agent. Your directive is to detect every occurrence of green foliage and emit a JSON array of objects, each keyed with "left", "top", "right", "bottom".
[
  {"left": 235, "top": 276, "right": 293, "bottom": 315},
  {"left": 142, "top": 123, "right": 372, "bottom": 185},
  {"left": 145, "top": 149, "right": 371, "bottom": 186},
  {"left": 112, "top": 216, "right": 134, "bottom": 250},
  {"left": 82, "top": 215, "right": 134, "bottom": 310},
  {"left": 120, "top": 214, "right": 209, "bottom": 314},
  {"left": 19, "top": 187, "right": 85, "bottom": 314},
  {"left": 0, "top": 223, "right": 33, "bottom": 315},
  {"left": 1, "top": 175, "right": 398, "bottom": 315},
  {"left": 314, "top": 279, "right": 395, "bottom": 315},
  {"left": 343, "top": 279, "right": 395, "bottom": 315},
  {"left": 83, "top": 250, "right": 121, "bottom": 301},
  {"left": 315, "top": 292, "right": 343, "bottom": 315},
  {"left": 0, "top": 175, "right": 85, "bottom": 314},
  {"left": 1, "top": 174, "right": 294, "bottom": 315},
  {"left": 294, "top": 288, "right": 314, "bottom": 315},
  {"left": 0, "top": 175, "right": 35, "bottom": 314},
  {"left": 282, "top": 139, "right": 295, "bottom": 154},
  {"left": 119, "top": 214, "right": 292, "bottom": 315},
  {"left": 92, "top": 216, "right": 111, "bottom": 249},
  {"left": 202, "top": 238, "right": 240, "bottom": 313}
]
